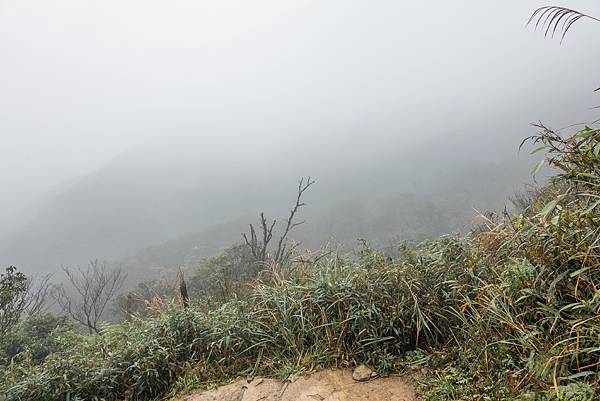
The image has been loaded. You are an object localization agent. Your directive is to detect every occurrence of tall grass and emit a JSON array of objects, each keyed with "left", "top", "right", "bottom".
[
  {"left": 1, "top": 238, "right": 474, "bottom": 400},
  {"left": 420, "top": 125, "right": 600, "bottom": 400}
]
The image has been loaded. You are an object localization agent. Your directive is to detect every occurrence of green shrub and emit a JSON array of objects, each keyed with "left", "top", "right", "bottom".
[
  {"left": 189, "top": 243, "right": 260, "bottom": 303},
  {"left": 0, "top": 266, "right": 29, "bottom": 336},
  {"left": 417, "top": 126, "right": 600, "bottom": 398},
  {"left": 0, "top": 238, "right": 476, "bottom": 400},
  {"left": 0, "top": 314, "right": 72, "bottom": 366}
]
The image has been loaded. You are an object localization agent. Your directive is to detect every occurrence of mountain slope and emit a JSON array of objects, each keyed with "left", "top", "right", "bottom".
[{"left": 1, "top": 132, "right": 532, "bottom": 275}]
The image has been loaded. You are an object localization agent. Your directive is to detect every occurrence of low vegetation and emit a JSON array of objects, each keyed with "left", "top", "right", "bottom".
[{"left": 1, "top": 124, "right": 599, "bottom": 400}]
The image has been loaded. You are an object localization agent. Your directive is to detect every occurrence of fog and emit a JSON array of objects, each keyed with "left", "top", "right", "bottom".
[{"left": 2, "top": 0, "right": 600, "bottom": 275}]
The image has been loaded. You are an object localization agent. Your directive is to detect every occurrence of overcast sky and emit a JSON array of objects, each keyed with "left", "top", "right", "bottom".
[{"left": 1, "top": 0, "right": 600, "bottom": 235}]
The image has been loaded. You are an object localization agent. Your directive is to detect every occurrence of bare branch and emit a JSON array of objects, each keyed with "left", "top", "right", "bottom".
[
  {"left": 242, "top": 177, "right": 315, "bottom": 269},
  {"left": 274, "top": 177, "right": 315, "bottom": 265},
  {"left": 24, "top": 273, "right": 53, "bottom": 316},
  {"left": 53, "top": 260, "right": 125, "bottom": 334}
]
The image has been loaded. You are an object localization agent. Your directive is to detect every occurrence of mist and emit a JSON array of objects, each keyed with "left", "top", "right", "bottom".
[{"left": 2, "top": 0, "right": 600, "bottom": 275}]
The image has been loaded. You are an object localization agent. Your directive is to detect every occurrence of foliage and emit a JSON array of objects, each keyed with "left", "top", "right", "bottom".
[
  {"left": 0, "top": 266, "right": 50, "bottom": 337},
  {"left": 0, "top": 235, "right": 478, "bottom": 400},
  {"left": 417, "top": 125, "right": 600, "bottom": 399},
  {"left": 0, "top": 266, "right": 29, "bottom": 336},
  {"left": 528, "top": 7, "right": 600, "bottom": 43},
  {"left": 115, "top": 277, "right": 178, "bottom": 320},
  {"left": 189, "top": 244, "right": 259, "bottom": 302},
  {"left": 0, "top": 314, "right": 72, "bottom": 366}
]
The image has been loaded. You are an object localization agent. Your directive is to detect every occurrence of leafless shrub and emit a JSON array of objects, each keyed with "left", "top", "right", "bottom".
[
  {"left": 53, "top": 260, "right": 126, "bottom": 334},
  {"left": 25, "top": 274, "right": 53, "bottom": 317}
]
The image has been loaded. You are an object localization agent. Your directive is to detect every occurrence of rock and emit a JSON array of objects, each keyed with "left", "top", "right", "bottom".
[{"left": 352, "top": 364, "right": 377, "bottom": 381}]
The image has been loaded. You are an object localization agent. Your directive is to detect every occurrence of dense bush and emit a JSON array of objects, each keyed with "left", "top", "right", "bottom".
[
  {"left": 0, "top": 314, "right": 72, "bottom": 366},
  {"left": 418, "top": 125, "right": 600, "bottom": 400},
  {"left": 0, "top": 240, "right": 473, "bottom": 400},
  {"left": 189, "top": 243, "right": 260, "bottom": 303}
]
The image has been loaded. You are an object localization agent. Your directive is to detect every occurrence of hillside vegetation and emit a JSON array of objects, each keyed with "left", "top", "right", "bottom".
[{"left": 1, "top": 125, "right": 600, "bottom": 401}]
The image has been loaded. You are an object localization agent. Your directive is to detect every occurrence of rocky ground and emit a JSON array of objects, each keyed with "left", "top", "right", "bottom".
[{"left": 173, "top": 367, "right": 416, "bottom": 401}]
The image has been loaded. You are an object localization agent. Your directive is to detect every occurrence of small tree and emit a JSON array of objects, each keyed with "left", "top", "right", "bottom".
[
  {"left": 0, "top": 266, "right": 28, "bottom": 336},
  {"left": 189, "top": 243, "right": 258, "bottom": 301},
  {"left": 242, "top": 176, "right": 314, "bottom": 269},
  {"left": 0, "top": 266, "right": 51, "bottom": 336},
  {"left": 54, "top": 260, "right": 125, "bottom": 334}
]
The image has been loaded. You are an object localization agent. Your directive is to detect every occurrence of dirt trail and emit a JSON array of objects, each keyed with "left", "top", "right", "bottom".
[{"left": 174, "top": 369, "right": 416, "bottom": 401}]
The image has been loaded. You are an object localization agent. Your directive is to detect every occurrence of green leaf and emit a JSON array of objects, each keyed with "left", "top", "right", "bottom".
[
  {"left": 531, "top": 159, "right": 545, "bottom": 176},
  {"left": 539, "top": 199, "right": 558, "bottom": 217},
  {"left": 569, "top": 265, "right": 592, "bottom": 278},
  {"left": 562, "top": 371, "right": 596, "bottom": 380},
  {"left": 530, "top": 145, "right": 549, "bottom": 155},
  {"left": 582, "top": 200, "right": 600, "bottom": 216},
  {"left": 576, "top": 127, "right": 595, "bottom": 138}
]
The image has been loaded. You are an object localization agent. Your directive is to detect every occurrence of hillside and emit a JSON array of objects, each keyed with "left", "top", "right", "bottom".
[
  {"left": 1, "top": 138, "right": 531, "bottom": 278},
  {"left": 2, "top": 125, "right": 599, "bottom": 401}
]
